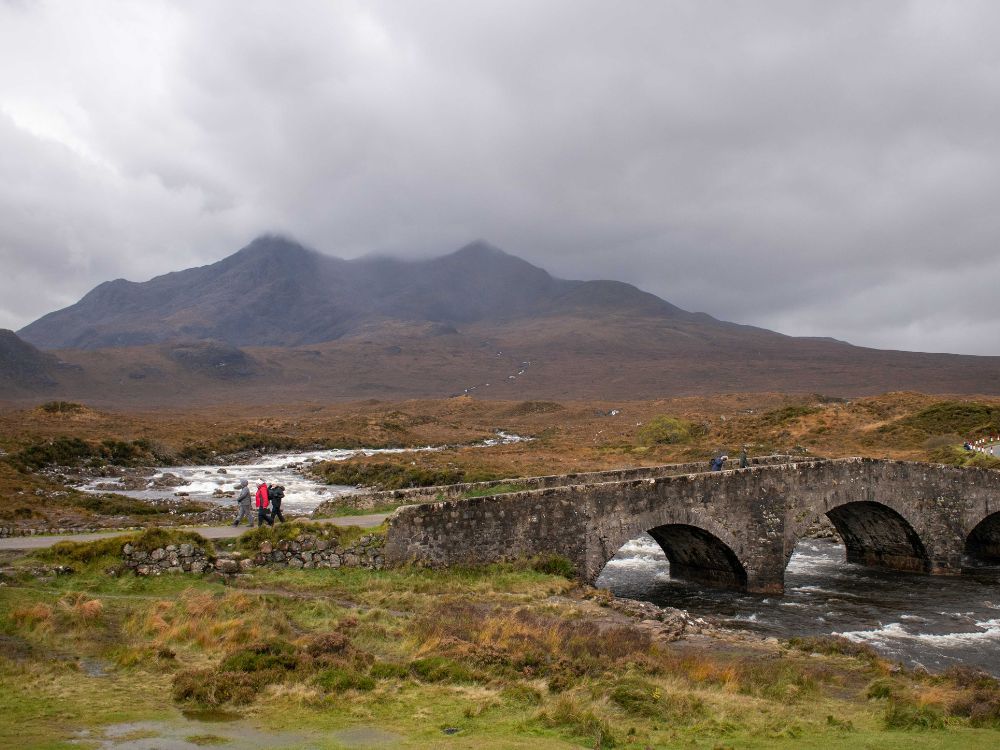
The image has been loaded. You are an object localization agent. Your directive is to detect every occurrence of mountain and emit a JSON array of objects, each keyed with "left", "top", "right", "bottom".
[
  {"left": 0, "top": 329, "right": 76, "bottom": 394},
  {"left": 18, "top": 237, "right": 699, "bottom": 350},
  {"left": 9, "top": 236, "right": 1000, "bottom": 405}
]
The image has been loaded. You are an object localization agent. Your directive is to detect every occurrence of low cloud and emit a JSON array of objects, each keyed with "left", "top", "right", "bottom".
[{"left": 1, "top": 1, "right": 998, "bottom": 354}]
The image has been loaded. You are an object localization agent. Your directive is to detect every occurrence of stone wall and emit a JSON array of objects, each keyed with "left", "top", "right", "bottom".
[
  {"left": 316, "top": 454, "right": 805, "bottom": 513},
  {"left": 121, "top": 533, "right": 385, "bottom": 576}
]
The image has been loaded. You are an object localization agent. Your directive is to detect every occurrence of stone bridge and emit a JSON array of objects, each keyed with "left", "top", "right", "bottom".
[{"left": 383, "top": 458, "right": 1000, "bottom": 594}]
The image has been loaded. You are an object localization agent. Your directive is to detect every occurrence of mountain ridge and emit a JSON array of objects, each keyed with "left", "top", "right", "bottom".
[{"left": 18, "top": 236, "right": 709, "bottom": 349}]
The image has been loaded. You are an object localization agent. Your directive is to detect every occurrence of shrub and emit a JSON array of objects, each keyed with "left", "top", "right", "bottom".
[
  {"left": 315, "top": 666, "right": 376, "bottom": 692},
  {"left": 172, "top": 668, "right": 285, "bottom": 706},
  {"left": 529, "top": 554, "right": 576, "bottom": 579},
  {"left": 219, "top": 639, "right": 299, "bottom": 673},
  {"left": 305, "top": 632, "right": 351, "bottom": 658},
  {"left": 637, "top": 416, "right": 701, "bottom": 446},
  {"left": 867, "top": 678, "right": 899, "bottom": 700},
  {"left": 787, "top": 635, "right": 880, "bottom": 663},
  {"left": 410, "top": 656, "right": 477, "bottom": 683},
  {"left": 537, "top": 694, "right": 615, "bottom": 748},
  {"left": 370, "top": 661, "right": 410, "bottom": 680},
  {"left": 884, "top": 700, "right": 945, "bottom": 730}
]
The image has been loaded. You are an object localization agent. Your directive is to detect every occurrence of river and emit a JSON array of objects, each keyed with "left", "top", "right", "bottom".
[
  {"left": 77, "top": 432, "right": 529, "bottom": 515},
  {"left": 597, "top": 535, "right": 1000, "bottom": 676}
]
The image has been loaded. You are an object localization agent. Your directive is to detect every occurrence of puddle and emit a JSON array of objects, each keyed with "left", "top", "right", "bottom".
[
  {"left": 331, "top": 726, "right": 403, "bottom": 747},
  {"left": 181, "top": 709, "right": 241, "bottom": 723},
  {"left": 87, "top": 719, "right": 319, "bottom": 749}
]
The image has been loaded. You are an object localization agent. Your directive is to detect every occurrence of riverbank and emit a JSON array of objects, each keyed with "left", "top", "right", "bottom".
[{"left": 2, "top": 535, "right": 1000, "bottom": 749}]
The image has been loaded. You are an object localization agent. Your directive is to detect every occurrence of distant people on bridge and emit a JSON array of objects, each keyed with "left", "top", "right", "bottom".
[
  {"left": 268, "top": 484, "right": 286, "bottom": 524},
  {"left": 739, "top": 446, "right": 749, "bottom": 469},
  {"left": 255, "top": 481, "right": 273, "bottom": 527},
  {"left": 232, "top": 479, "right": 253, "bottom": 527},
  {"left": 710, "top": 455, "right": 728, "bottom": 471}
]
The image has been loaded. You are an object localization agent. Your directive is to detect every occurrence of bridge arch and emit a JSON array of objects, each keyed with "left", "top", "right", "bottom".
[
  {"left": 787, "top": 497, "right": 932, "bottom": 574},
  {"left": 591, "top": 506, "right": 753, "bottom": 591},
  {"left": 966, "top": 511, "right": 1000, "bottom": 561}
]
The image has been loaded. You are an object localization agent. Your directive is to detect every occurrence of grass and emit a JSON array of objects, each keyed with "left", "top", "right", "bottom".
[
  {"left": 460, "top": 482, "right": 528, "bottom": 499},
  {"left": 233, "top": 520, "right": 382, "bottom": 552},
  {"left": 313, "top": 460, "right": 503, "bottom": 490},
  {"left": 3, "top": 560, "right": 1000, "bottom": 749}
]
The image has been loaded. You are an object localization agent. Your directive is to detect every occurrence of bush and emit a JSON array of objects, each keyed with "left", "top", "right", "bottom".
[
  {"left": 529, "top": 554, "right": 576, "bottom": 579},
  {"left": 637, "top": 416, "right": 701, "bottom": 446},
  {"left": 173, "top": 668, "right": 285, "bottom": 706},
  {"left": 867, "top": 678, "right": 899, "bottom": 700},
  {"left": 410, "top": 656, "right": 477, "bottom": 683},
  {"left": 883, "top": 700, "right": 945, "bottom": 730},
  {"left": 219, "top": 639, "right": 299, "bottom": 673},
  {"left": 315, "top": 666, "right": 376, "bottom": 692},
  {"left": 537, "top": 694, "right": 615, "bottom": 749},
  {"left": 787, "top": 635, "right": 880, "bottom": 663},
  {"left": 370, "top": 661, "right": 410, "bottom": 680}
]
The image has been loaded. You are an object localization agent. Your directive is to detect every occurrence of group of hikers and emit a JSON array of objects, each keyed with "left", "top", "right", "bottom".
[
  {"left": 232, "top": 478, "right": 286, "bottom": 527},
  {"left": 710, "top": 446, "right": 750, "bottom": 471}
]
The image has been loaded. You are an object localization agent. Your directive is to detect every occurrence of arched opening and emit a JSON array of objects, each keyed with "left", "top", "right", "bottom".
[
  {"left": 646, "top": 523, "right": 748, "bottom": 590},
  {"left": 966, "top": 512, "right": 1000, "bottom": 562},
  {"left": 825, "top": 501, "right": 930, "bottom": 573}
]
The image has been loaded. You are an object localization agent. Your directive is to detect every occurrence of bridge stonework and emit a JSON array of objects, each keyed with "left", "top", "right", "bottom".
[{"left": 383, "top": 458, "right": 1000, "bottom": 594}]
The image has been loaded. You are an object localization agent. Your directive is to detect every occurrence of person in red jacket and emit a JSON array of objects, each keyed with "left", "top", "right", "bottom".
[{"left": 254, "top": 481, "right": 273, "bottom": 527}]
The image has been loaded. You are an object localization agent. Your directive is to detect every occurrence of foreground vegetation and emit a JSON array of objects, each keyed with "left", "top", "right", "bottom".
[{"left": 2, "top": 533, "right": 1000, "bottom": 749}]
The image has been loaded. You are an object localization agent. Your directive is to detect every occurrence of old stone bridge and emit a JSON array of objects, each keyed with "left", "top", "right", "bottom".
[{"left": 383, "top": 458, "right": 1000, "bottom": 594}]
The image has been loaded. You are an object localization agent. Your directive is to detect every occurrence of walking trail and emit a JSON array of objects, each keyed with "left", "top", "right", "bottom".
[{"left": 0, "top": 513, "right": 390, "bottom": 551}]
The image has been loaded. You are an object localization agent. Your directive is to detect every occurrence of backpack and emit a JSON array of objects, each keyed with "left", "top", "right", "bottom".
[{"left": 269, "top": 485, "right": 285, "bottom": 504}]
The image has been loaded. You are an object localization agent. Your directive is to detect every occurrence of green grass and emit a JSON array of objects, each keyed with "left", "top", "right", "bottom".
[
  {"left": 4, "top": 559, "right": 1000, "bottom": 749},
  {"left": 460, "top": 482, "right": 528, "bottom": 499}
]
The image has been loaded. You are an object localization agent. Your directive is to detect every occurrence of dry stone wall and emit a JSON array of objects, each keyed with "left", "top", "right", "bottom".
[{"left": 121, "top": 533, "right": 385, "bottom": 576}]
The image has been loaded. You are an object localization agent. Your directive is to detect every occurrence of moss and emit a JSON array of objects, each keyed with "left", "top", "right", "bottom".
[{"left": 410, "top": 656, "right": 478, "bottom": 683}]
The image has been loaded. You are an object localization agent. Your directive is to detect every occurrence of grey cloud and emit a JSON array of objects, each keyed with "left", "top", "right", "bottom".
[{"left": 0, "top": 0, "right": 998, "bottom": 354}]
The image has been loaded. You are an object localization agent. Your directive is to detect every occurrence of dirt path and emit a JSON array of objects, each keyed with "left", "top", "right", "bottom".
[{"left": 0, "top": 513, "right": 390, "bottom": 551}]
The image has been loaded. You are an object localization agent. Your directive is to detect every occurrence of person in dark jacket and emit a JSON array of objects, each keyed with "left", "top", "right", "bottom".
[
  {"left": 255, "top": 481, "right": 273, "bottom": 527},
  {"left": 232, "top": 479, "right": 252, "bottom": 527},
  {"left": 268, "top": 484, "right": 286, "bottom": 524},
  {"left": 710, "top": 455, "right": 728, "bottom": 471}
]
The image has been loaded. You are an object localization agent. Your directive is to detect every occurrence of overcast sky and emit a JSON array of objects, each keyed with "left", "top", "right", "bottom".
[{"left": 2, "top": 1, "right": 999, "bottom": 355}]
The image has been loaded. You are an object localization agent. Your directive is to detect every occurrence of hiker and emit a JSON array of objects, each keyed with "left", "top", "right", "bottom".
[
  {"left": 232, "top": 479, "right": 252, "bottom": 527},
  {"left": 710, "top": 455, "right": 728, "bottom": 471},
  {"left": 739, "top": 446, "right": 749, "bottom": 469},
  {"left": 268, "top": 484, "right": 286, "bottom": 524},
  {"left": 255, "top": 480, "right": 273, "bottom": 527}
]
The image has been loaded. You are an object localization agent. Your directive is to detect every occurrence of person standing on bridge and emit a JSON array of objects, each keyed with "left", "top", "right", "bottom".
[
  {"left": 711, "top": 455, "right": 728, "bottom": 471},
  {"left": 255, "top": 480, "right": 273, "bottom": 527},
  {"left": 232, "top": 479, "right": 253, "bottom": 527}
]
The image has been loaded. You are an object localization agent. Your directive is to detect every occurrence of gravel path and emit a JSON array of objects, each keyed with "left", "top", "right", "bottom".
[{"left": 0, "top": 513, "right": 390, "bottom": 551}]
